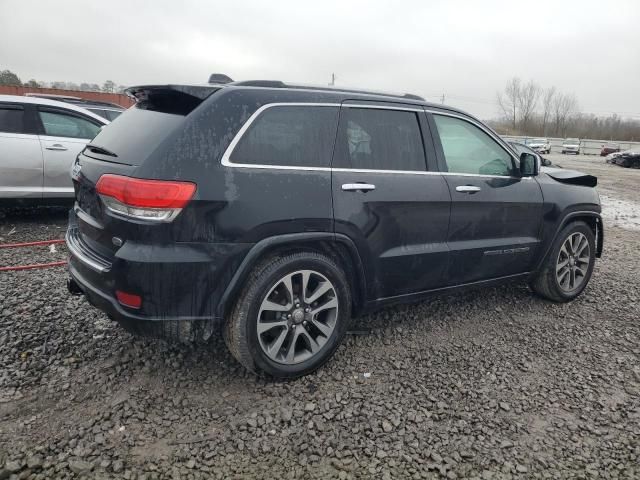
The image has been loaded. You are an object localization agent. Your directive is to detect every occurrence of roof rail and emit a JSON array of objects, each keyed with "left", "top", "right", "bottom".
[
  {"left": 223, "top": 78, "right": 426, "bottom": 102},
  {"left": 232, "top": 80, "right": 287, "bottom": 88}
]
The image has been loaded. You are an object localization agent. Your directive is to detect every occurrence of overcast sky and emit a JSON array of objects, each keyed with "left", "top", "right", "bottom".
[{"left": 1, "top": 0, "right": 638, "bottom": 119}]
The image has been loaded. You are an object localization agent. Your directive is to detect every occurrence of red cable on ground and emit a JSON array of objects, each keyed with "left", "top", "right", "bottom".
[
  {"left": 0, "top": 239, "right": 66, "bottom": 249},
  {"left": 0, "top": 261, "right": 67, "bottom": 272},
  {"left": 0, "top": 238, "right": 68, "bottom": 271}
]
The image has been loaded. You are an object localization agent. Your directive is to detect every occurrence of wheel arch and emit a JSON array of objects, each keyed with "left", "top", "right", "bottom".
[
  {"left": 216, "top": 233, "right": 367, "bottom": 320},
  {"left": 534, "top": 211, "right": 603, "bottom": 273}
]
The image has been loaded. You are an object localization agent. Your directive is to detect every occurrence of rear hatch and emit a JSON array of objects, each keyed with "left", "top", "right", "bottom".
[{"left": 71, "top": 85, "right": 218, "bottom": 261}]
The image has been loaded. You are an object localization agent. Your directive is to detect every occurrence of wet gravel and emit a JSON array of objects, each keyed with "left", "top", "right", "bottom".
[{"left": 1, "top": 161, "right": 639, "bottom": 479}]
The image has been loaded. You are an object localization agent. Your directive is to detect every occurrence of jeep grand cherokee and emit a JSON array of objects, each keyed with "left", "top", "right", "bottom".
[{"left": 66, "top": 80, "right": 603, "bottom": 378}]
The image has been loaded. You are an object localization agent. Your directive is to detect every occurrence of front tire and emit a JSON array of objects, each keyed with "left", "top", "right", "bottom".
[
  {"left": 224, "top": 251, "right": 351, "bottom": 378},
  {"left": 530, "top": 221, "right": 596, "bottom": 302}
]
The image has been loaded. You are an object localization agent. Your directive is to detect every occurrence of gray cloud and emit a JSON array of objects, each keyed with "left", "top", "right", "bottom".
[{"left": 1, "top": 0, "right": 638, "bottom": 118}]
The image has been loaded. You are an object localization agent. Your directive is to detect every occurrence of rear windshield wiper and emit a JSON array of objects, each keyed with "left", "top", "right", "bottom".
[{"left": 85, "top": 144, "right": 118, "bottom": 157}]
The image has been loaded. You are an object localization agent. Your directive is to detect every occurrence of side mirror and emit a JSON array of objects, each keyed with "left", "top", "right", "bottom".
[{"left": 519, "top": 152, "right": 539, "bottom": 176}]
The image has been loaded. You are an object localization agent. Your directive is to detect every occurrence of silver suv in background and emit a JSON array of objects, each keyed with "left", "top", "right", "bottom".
[
  {"left": 562, "top": 138, "right": 581, "bottom": 155},
  {"left": 25, "top": 93, "right": 125, "bottom": 122},
  {"left": 0, "top": 95, "right": 107, "bottom": 204},
  {"left": 525, "top": 138, "right": 551, "bottom": 154}
]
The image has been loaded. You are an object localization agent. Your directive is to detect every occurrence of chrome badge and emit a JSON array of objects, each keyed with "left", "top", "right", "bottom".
[{"left": 71, "top": 161, "right": 82, "bottom": 180}]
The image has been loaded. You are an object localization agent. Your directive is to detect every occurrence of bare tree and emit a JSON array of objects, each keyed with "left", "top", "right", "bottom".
[
  {"left": 553, "top": 93, "right": 579, "bottom": 137},
  {"left": 497, "top": 77, "right": 521, "bottom": 130},
  {"left": 102, "top": 80, "right": 116, "bottom": 93},
  {"left": 517, "top": 80, "right": 540, "bottom": 130},
  {"left": 540, "top": 86, "right": 556, "bottom": 135}
]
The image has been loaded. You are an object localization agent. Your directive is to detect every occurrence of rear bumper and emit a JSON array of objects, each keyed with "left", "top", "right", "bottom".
[
  {"left": 68, "top": 262, "right": 214, "bottom": 337},
  {"left": 66, "top": 222, "right": 252, "bottom": 337}
]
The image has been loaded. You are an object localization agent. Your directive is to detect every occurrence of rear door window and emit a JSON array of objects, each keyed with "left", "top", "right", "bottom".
[
  {"left": 333, "top": 107, "right": 427, "bottom": 171},
  {"left": 0, "top": 105, "right": 26, "bottom": 134},
  {"left": 229, "top": 105, "right": 339, "bottom": 168},
  {"left": 38, "top": 109, "right": 102, "bottom": 139},
  {"left": 433, "top": 114, "right": 515, "bottom": 176}
]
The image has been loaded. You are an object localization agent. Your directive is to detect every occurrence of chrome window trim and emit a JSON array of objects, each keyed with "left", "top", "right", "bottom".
[
  {"left": 220, "top": 102, "right": 529, "bottom": 180},
  {"left": 341, "top": 103, "right": 424, "bottom": 113}
]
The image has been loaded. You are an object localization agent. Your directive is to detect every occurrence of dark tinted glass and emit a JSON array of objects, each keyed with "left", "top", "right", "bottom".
[
  {"left": 0, "top": 106, "right": 25, "bottom": 134},
  {"left": 230, "top": 106, "right": 339, "bottom": 167},
  {"left": 85, "top": 107, "right": 184, "bottom": 162},
  {"left": 334, "top": 108, "right": 426, "bottom": 171}
]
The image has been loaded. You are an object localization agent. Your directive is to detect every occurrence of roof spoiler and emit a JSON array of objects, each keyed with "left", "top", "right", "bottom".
[
  {"left": 124, "top": 85, "right": 220, "bottom": 115},
  {"left": 208, "top": 73, "right": 234, "bottom": 84}
]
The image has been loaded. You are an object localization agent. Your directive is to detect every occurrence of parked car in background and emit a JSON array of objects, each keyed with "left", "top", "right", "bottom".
[
  {"left": 25, "top": 93, "right": 125, "bottom": 122},
  {"left": 612, "top": 149, "right": 640, "bottom": 168},
  {"left": 0, "top": 94, "right": 107, "bottom": 204},
  {"left": 509, "top": 141, "right": 555, "bottom": 167},
  {"left": 66, "top": 79, "right": 603, "bottom": 378},
  {"left": 605, "top": 150, "right": 624, "bottom": 163},
  {"left": 600, "top": 143, "right": 621, "bottom": 156},
  {"left": 562, "top": 138, "right": 580, "bottom": 154},
  {"left": 525, "top": 137, "right": 551, "bottom": 154}
]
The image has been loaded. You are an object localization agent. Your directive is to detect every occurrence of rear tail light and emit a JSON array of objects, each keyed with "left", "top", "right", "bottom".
[{"left": 96, "top": 174, "right": 196, "bottom": 222}]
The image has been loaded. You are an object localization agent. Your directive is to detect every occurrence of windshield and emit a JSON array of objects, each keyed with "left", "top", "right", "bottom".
[{"left": 564, "top": 139, "right": 579, "bottom": 144}]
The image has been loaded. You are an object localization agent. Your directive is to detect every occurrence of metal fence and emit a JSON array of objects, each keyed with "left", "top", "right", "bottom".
[{"left": 501, "top": 136, "right": 640, "bottom": 156}]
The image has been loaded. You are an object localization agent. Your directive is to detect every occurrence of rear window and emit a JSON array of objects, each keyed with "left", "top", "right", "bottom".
[
  {"left": 85, "top": 107, "right": 185, "bottom": 165},
  {"left": 230, "top": 105, "right": 339, "bottom": 168},
  {"left": 0, "top": 105, "right": 25, "bottom": 134},
  {"left": 333, "top": 108, "right": 427, "bottom": 171}
]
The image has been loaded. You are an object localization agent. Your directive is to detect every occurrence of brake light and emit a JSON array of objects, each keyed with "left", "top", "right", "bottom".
[{"left": 96, "top": 174, "right": 196, "bottom": 222}]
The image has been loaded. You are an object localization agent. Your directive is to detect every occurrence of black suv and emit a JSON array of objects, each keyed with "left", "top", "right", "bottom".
[{"left": 66, "top": 80, "right": 603, "bottom": 378}]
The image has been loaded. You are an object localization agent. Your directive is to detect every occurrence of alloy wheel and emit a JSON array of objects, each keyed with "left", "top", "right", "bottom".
[
  {"left": 257, "top": 270, "right": 339, "bottom": 365},
  {"left": 556, "top": 232, "right": 590, "bottom": 292}
]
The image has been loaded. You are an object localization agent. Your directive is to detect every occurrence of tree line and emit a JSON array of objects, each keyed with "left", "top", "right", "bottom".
[
  {"left": 492, "top": 77, "right": 640, "bottom": 142},
  {"left": 0, "top": 69, "right": 124, "bottom": 94}
]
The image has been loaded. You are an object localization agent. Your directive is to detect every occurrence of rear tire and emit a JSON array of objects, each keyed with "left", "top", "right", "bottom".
[
  {"left": 530, "top": 221, "right": 596, "bottom": 302},
  {"left": 224, "top": 251, "right": 351, "bottom": 378}
]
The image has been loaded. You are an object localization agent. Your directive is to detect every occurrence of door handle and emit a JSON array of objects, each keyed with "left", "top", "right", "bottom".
[
  {"left": 46, "top": 144, "right": 68, "bottom": 151},
  {"left": 342, "top": 183, "right": 376, "bottom": 192},
  {"left": 455, "top": 185, "right": 481, "bottom": 193}
]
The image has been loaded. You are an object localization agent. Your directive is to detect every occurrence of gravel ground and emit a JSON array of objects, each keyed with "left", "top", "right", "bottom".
[{"left": 1, "top": 159, "right": 639, "bottom": 479}]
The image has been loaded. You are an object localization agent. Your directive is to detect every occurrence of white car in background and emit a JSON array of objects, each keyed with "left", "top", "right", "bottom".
[
  {"left": 561, "top": 138, "right": 581, "bottom": 155},
  {"left": 25, "top": 93, "right": 125, "bottom": 122},
  {"left": 0, "top": 95, "right": 108, "bottom": 204},
  {"left": 525, "top": 137, "right": 551, "bottom": 154},
  {"left": 605, "top": 150, "right": 624, "bottom": 163}
]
